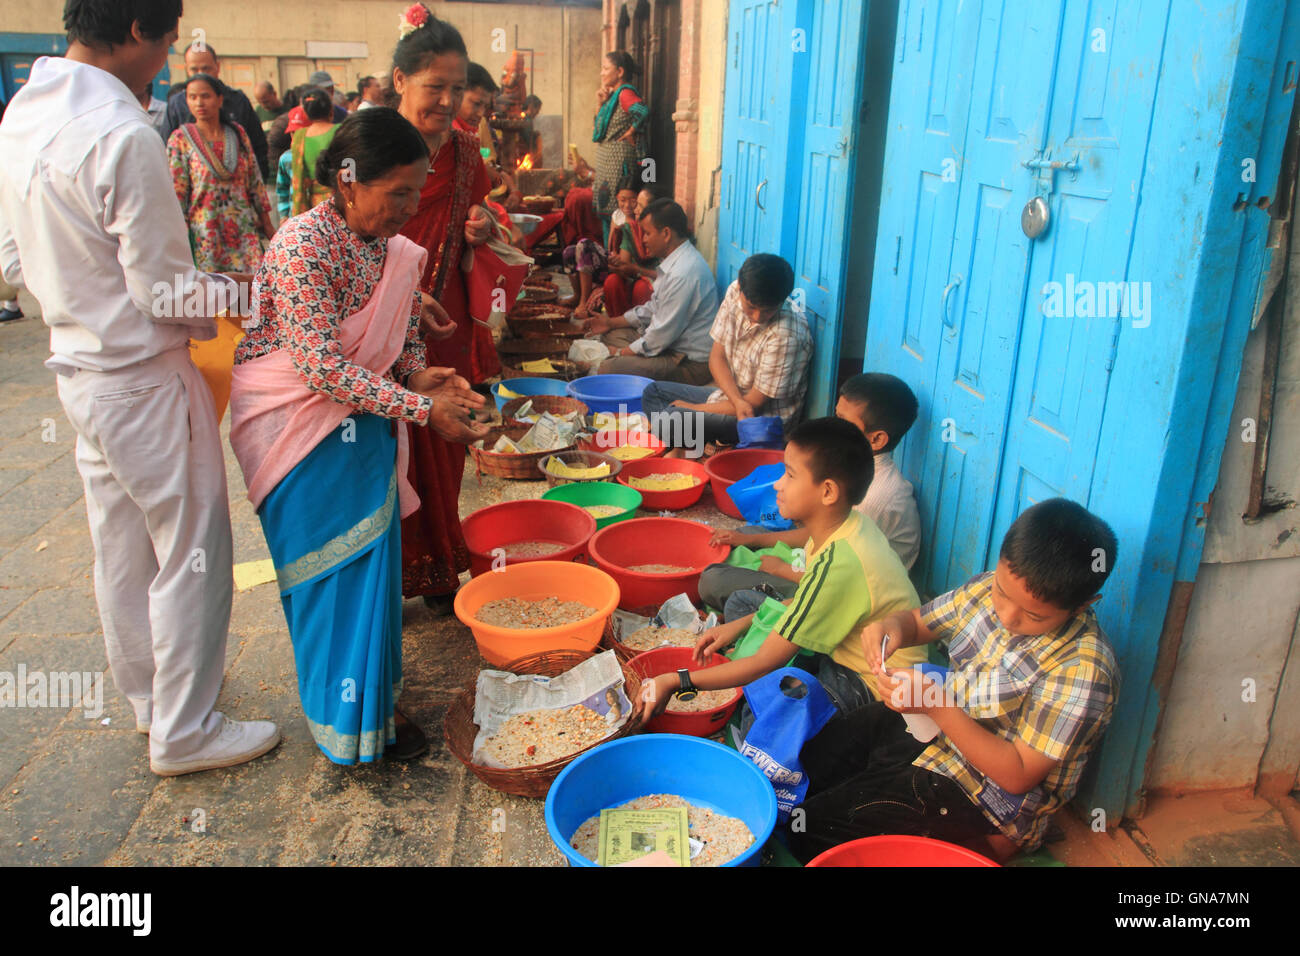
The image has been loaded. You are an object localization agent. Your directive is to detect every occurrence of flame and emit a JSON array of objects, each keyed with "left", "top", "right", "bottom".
[{"left": 516, "top": 153, "right": 534, "bottom": 171}]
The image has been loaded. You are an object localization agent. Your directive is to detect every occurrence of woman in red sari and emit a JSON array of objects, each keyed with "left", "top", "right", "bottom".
[{"left": 390, "top": 4, "right": 499, "bottom": 609}]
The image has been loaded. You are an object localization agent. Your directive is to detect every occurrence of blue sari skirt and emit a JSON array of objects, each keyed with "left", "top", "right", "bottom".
[{"left": 258, "top": 413, "right": 403, "bottom": 764}]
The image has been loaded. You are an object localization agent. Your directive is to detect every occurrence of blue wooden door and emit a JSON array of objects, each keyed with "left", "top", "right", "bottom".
[
  {"left": 865, "top": 0, "right": 983, "bottom": 587},
  {"left": 869, "top": 0, "right": 1168, "bottom": 596},
  {"left": 719, "top": 0, "right": 868, "bottom": 418},
  {"left": 718, "top": 0, "right": 796, "bottom": 289},
  {"left": 786, "top": 0, "right": 868, "bottom": 417},
  {"left": 987, "top": 1, "right": 1168, "bottom": 548}
]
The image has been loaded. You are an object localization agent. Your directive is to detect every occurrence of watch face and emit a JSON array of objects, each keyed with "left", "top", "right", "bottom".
[{"left": 674, "top": 688, "right": 699, "bottom": 702}]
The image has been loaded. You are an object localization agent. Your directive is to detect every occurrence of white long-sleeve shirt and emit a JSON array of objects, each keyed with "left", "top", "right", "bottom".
[
  {"left": 625, "top": 240, "right": 718, "bottom": 361},
  {"left": 856, "top": 451, "right": 922, "bottom": 570},
  {"left": 0, "top": 57, "right": 233, "bottom": 374}
]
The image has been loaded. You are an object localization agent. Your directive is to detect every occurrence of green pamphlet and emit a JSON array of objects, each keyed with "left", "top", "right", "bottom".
[{"left": 598, "top": 808, "right": 690, "bottom": 866}]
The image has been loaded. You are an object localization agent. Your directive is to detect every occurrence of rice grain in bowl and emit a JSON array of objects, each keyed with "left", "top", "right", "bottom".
[
  {"left": 453, "top": 561, "right": 620, "bottom": 666},
  {"left": 589, "top": 517, "right": 728, "bottom": 608},
  {"left": 545, "top": 734, "right": 778, "bottom": 867}
]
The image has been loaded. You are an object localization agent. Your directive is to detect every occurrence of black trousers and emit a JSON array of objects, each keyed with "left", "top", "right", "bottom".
[{"left": 786, "top": 699, "right": 1001, "bottom": 863}]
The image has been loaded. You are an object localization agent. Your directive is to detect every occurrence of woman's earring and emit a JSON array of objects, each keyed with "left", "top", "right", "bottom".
[{"left": 348, "top": 201, "right": 355, "bottom": 208}]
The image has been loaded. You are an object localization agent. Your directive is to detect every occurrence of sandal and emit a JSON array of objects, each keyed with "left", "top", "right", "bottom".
[{"left": 385, "top": 708, "right": 429, "bottom": 761}]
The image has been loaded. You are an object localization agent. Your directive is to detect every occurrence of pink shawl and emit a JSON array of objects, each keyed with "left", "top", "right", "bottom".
[{"left": 229, "top": 235, "right": 428, "bottom": 518}]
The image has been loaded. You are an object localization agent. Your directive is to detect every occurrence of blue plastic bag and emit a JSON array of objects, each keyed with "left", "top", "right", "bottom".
[
  {"left": 725, "top": 462, "right": 793, "bottom": 530},
  {"left": 733, "top": 667, "right": 837, "bottom": 824},
  {"left": 736, "top": 415, "right": 784, "bottom": 449}
]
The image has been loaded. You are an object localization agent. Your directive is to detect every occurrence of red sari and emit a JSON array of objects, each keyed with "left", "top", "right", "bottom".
[{"left": 398, "top": 129, "right": 499, "bottom": 597}]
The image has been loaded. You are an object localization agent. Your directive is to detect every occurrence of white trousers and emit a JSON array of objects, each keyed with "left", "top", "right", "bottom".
[{"left": 56, "top": 347, "right": 232, "bottom": 762}]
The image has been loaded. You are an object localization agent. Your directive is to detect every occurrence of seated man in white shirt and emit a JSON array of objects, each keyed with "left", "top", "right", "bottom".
[
  {"left": 702, "top": 372, "right": 923, "bottom": 618},
  {"left": 0, "top": 0, "right": 279, "bottom": 776},
  {"left": 581, "top": 198, "right": 719, "bottom": 385}
]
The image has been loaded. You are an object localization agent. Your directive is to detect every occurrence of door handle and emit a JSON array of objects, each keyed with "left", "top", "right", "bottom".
[
  {"left": 755, "top": 178, "right": 768, "bottom": 211},
  {"left": 941, "top": 275, "right": 963, "bottom": 330}
]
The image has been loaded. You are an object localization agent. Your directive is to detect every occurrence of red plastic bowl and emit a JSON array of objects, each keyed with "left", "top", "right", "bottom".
[
  {"left": 578, "top": 427, "right": 668, "bottom": 461},
  {"left": 615, "top": 457, "right": 709, "bottom": 511},
  {"left": 704, "top": 448, "right": 787, "bottom": 519},
  {"left": 806, "top": 835, "right": 1000, "bottom": 867},
  {"left": 460, "top": 499, "right": 597, "bottom": 576},
  {"left": 627, "top": 646, "right": 743, "bottom": 736},
  {"left": 588, "top": 517, "right": 729, "bottom": 608}
]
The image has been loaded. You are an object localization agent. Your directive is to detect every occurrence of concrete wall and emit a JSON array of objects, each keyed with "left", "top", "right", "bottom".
[
  {"left": 689, "top": 0, "right": 727, "bottom": 270},
  {"left": 1147, "top": 175, "right": 1300, "bottom": 795},
  {"left": 5, "top": 0, "right": 601, "bottom": 159}
]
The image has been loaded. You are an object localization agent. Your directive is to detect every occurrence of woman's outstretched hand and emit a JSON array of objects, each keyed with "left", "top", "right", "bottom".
[
  {"left": 426, "top": 397, "right": 491, "bottom": 444},
  {"left": 408, "top": 367, "right": 486, "bottom": 414}
]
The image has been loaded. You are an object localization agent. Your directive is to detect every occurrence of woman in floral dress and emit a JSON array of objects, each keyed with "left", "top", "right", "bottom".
[
  {"left": 592, "top": 51, "right": 648, "bottom": 237},
  {"left": 168, "top": 73, "right": 275, "bottom": 421},
  {"left": 167, "top": 73, "right": 274, "bottom": 272}
]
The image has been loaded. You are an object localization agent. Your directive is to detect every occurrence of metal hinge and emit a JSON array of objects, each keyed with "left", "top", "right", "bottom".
[{"left": 1104, "top": 314, "right": 1122, "bottom": 371}]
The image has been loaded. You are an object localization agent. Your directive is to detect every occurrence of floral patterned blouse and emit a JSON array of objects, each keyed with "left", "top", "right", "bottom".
[
  {"left": 236, "top": 200, "right": 433, "bottom": 424},
  {"left": 167, "top": 121, "right": 272, "bottom": 272}
]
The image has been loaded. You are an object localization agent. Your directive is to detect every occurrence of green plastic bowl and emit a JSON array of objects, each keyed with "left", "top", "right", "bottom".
[{"left": 541, "top": 481, "right": 642, "bottom": 530}]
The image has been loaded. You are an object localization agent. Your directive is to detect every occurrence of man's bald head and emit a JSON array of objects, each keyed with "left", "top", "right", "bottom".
[
  {"left": 254, "top": 80, "right": 280, "bottom": 110},
  {"left": 184, "top": 43, "right": 219, "bottom": 78}
]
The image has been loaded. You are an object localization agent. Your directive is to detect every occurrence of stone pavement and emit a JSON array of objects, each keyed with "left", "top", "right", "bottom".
[{"left": 0, "top": 297, "right": 739, "bottom": 866}]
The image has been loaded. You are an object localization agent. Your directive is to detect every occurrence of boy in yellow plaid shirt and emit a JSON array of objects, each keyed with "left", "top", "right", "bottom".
[{"left": 787, "top": 498, "right": 1119, "bottom": 862}]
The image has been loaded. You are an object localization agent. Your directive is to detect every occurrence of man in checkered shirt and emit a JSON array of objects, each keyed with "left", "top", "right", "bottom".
[
  {"left": 641, "top": 252, "right": 812, "bottom": 450},
  {"left": 787, "top": 498, "right": 1119, "bottom": 862}
]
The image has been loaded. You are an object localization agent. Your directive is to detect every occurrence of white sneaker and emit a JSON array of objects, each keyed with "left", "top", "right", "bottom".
[{"left": 150, "top": 715, "right": 281, "bottom": 776}]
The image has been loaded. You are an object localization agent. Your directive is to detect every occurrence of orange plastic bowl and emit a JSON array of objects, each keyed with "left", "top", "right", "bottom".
[
  {"left": 578, "top": 426, "right": 668, "bottom": 462},
  {"left": 453, "top": 561, "right": 621, "bottom": 667},
  {"left": 704, "top": 448, "right": 787, "bottom": 519},
  {"left": 588, "top": 517, "right": 729, "bottom": 608},
  {"left": 615, "top": 457, "right": 709, "bottom": 511},
  {"left": 627, "top": 646, "right": 743, "bottom": 736},
  {"left": 805, "top": 835, "right": 1000, "bottom": 867}
]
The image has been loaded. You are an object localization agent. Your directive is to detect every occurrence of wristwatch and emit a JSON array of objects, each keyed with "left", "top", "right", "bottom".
[{"left": 675, "top": 668, "right": 698, "bottom": 702}]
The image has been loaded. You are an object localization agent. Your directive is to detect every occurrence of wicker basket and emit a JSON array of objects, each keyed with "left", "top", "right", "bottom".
[
  {"left": 502, "top": 358, "right": 580, "bottom": 381},
  {"left": 499, "top": 336, "right": 575, "bottom": 363},
  {"left": 469, "top": 424, "right": 576, "bottom": 479},
  {"left": 443, "top": 649, "right": 643, "bottom": 798},
  {"left": 505, "top": 314, "right": 583, "bottom": 339},
  {"left": 522, "top": 195, "right": 557, "bottom": 215},
  {"left": 520, "top": 285, "right": 559, "bottom": 304},
  {"left": 538, "top": 450, "right": 623, "bottom": 487},
  {"left": 501, "top": 394, "right": 589, "bottom": 426}
]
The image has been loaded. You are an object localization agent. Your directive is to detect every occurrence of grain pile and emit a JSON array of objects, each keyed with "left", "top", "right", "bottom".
[
  {"left": 627, "top": 563, "right": 693, "bottom": 574},
  {"left": 569, "top": 794, "right": 755, "bottom": 867},
  {"left": 480, "top": 705, "right": 611, "bottom": 768},
  {"left": 476, "top": 596, "right": 596, "bottom": 629},
  {"left": 584, "top": 505, "right": 624, "bottom": 519},
  {"left": 622, "top": 625, "right": 697, "bottom": 651},
  {"left": 627, "top": 473, "right": 701, "bottom": 492},
  {"left": 501, "top": 540, "right": 566, "bottom": 558},
  {"left": 667, "top": 688, "right": 738, "bottom": 713}
]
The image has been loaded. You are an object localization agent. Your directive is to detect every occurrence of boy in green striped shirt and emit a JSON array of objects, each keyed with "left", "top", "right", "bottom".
[{"left": 632, "top": 418, "right": 925, "bottom": 723}]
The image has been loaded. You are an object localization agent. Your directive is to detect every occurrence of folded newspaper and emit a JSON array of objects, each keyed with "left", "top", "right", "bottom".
[
  {"left": 485, "top": 410, "right": 580, "bottom": 454},
  {"left": 471, "top": 650, "right": 631, "bottom": 768},
  {"left": 611, "top": 593, "right": 717, "bottom": 645}
]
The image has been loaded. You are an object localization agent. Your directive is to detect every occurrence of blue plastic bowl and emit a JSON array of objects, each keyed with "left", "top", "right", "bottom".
[
  {"left": 566, "top": 374, "right": 655, "bottom": 415},
  {"left": 491, "top": 377, "right": 569, "bottom": 412},
  {"left": 544, "top": 734, "right": 778, "bottom": 867}
]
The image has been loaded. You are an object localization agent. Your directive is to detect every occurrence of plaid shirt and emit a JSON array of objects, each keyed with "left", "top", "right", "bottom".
[
  {"left": 914, "top": 571, "right": 1118, "bottom": 849},
  {"left": 706, "top": 281, "right": 813, "bottom": 428}
]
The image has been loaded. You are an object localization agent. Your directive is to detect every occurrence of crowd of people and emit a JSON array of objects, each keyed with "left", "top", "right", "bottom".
[{"left": 0, "top": 0, "right": 1123, "bottom": 865}]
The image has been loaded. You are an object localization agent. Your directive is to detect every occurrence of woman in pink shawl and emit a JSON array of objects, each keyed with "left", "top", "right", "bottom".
[{"left": 229, "top": 109, "right": 488, "bottom": 764}]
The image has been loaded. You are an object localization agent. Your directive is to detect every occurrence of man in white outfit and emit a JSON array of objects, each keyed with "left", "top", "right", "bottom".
[{"left": 0, "top": 0, "right": 279, "bottom": 776}]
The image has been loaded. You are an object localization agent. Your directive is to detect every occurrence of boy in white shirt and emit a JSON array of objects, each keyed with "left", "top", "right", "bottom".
[
  {"left": 703, "top": 373, "right": 922, "bottom": 618},
  {"left": 0, "top": 0, "right": 279, "bottom": 776}
]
